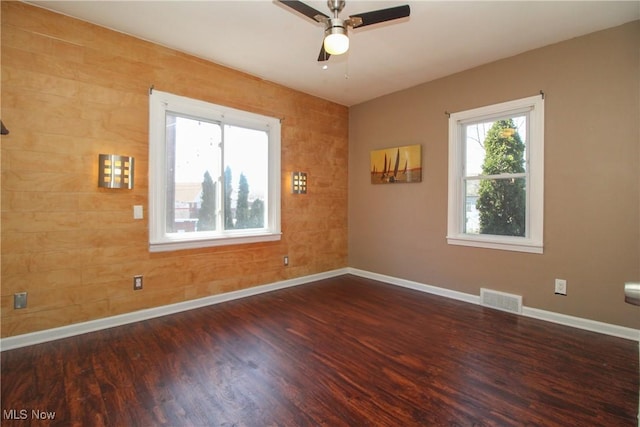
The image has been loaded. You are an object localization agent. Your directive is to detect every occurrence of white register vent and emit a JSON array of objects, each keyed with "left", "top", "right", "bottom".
[{"left": 480, "top": 288, "right": 523, "bottom": 314}]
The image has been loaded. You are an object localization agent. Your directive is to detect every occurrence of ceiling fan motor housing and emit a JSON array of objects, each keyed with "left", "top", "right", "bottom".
[{"left": 325, "top": 17, "right": 347, "bottom": 36}]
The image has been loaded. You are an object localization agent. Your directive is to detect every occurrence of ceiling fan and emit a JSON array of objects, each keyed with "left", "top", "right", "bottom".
[{"left": 278, "top": 0, "right": 410, "bottom": 62}]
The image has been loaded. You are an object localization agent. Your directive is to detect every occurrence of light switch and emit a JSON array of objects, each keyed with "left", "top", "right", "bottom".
[{"left": 133, "top": 205, "right": 143, "bottom": 219}]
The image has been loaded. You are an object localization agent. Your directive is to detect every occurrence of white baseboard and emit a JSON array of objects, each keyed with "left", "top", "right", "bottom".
[
  {"left": 347, "top": 268, "right": 480, "bottom": 305},
  {"left": 347, "top": 268, "right": 640, "bottom": 342},
  {"left": 0, "top": 268, "right": 349, "bottom": 351},
  {"left": 2, "top": 266, "right": 638, "bottom": 351}
]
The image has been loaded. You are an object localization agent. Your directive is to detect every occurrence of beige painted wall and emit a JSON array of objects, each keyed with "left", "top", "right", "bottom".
[
  {"left": 1, "top": 2, "right": 348, "bottom": 337},
  {"left": 349, "top": 21, "right": 640, "bottom": 329}
]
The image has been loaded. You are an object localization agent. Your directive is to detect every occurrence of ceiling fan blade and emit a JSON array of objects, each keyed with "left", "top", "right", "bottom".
[
  {"left": 317, "top": 43, "right": 331, "bottom": 62},
  {"left": 278, "top": 0, "right": 329, "bottom": 23},
  {"left": 350, "top": 5, "right": 410, "bottom": 28}
]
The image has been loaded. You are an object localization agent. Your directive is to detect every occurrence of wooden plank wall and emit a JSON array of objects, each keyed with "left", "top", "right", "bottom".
[{"left": 0, "top": 2, "right": 349, "bottom": 338}]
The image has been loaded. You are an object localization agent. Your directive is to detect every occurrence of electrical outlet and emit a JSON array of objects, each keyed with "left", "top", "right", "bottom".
[
  {"left": 133, "top": 275, "right": 143, "bottom": 291},
  {"left": 283, "top": 255, "right": 289, "bottom": 266},
  {"left": 14, "top": 292, "right": 27, "bottom": 309},
  {"left": 555, "top": 279, "right": 567, "bottom": 296}
]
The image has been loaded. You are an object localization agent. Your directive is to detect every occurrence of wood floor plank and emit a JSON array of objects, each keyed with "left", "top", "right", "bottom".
[{"left": 1, "top": 274, "right": 638, "bottom": 426}]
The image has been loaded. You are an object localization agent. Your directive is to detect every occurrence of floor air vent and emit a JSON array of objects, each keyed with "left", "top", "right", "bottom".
[{"left": 480, "top": 288, "right": 523, "bottom": 314}]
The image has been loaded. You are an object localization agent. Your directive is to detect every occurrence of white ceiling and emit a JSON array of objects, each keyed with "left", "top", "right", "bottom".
[{"left": 28, "top": 1, "right": 639, "bottom": 106}]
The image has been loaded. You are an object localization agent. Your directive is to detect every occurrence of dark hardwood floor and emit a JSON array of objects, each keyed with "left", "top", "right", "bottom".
[{"left": 2, "top": 274, "right": 638, "bottom": 426}]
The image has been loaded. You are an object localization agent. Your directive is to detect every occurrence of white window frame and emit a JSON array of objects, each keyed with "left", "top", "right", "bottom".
[
  {"left": 447, "top": 95, "right": 544, "bottom": 254},
  {"left": 148, "top": 90, "right": 281, "bottom": 252}
]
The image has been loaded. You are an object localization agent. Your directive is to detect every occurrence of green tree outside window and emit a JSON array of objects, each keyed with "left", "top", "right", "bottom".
[{"left": 477, "top": 119, "right": 526, "bottom": 236}]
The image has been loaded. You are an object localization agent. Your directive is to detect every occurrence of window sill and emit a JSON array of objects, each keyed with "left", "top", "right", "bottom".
[
  {"left": 150, "top": 232, "right": 282, "bottom": 253},
  {"left": 447, "top": 235, "right": 543, "bottom": 254}
]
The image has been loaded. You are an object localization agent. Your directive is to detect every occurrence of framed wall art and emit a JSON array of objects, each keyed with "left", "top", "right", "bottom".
[{"left": 370, "top": 144, "right": 422, "bottom": 184}]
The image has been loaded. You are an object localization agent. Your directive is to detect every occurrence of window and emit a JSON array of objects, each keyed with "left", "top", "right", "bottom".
[
  {"left": 149, "top": 90, "right": 281, "bottom": 252},
  {"left": 447, "top": 95, "right": 544, "bottom": 253}
]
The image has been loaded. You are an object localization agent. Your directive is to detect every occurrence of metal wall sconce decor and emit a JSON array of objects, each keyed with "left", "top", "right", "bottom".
[
  {"left": 291, "top": 171, "right": 307, "bottom": 194},
  {"left": 98, "top": 154, "right": 134, "bottom": 189}
]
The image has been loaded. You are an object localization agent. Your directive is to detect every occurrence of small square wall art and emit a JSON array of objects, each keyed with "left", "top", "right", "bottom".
[{"left": 370, "top": 144, "right": 422, "bottom": 184}]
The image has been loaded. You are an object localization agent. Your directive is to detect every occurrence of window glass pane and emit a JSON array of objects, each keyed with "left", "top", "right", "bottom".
[
  {"left": 466, "top": 177, "right": 527, "bottom": 237},
  {"left": 464, "top": 115, "right": 527, "bottom": 177},
  {"left": 223, "top": 124, "right": 268, "bottom": 230},
  {"left": 464, "top": 179, "right": 480, "bottom": 234},
  {"left": 166, "top": 113, "right": 222, "bottom": 234}
]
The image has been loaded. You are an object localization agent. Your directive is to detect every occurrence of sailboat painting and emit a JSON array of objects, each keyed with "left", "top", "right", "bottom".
[{"left": 370, "top": 144, "right": 422, "bottom": 184}]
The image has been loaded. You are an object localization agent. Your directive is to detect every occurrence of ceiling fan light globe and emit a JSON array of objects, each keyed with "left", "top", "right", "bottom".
[{"left": 324, "top": 33, "right": 349, "bottom": 55}]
